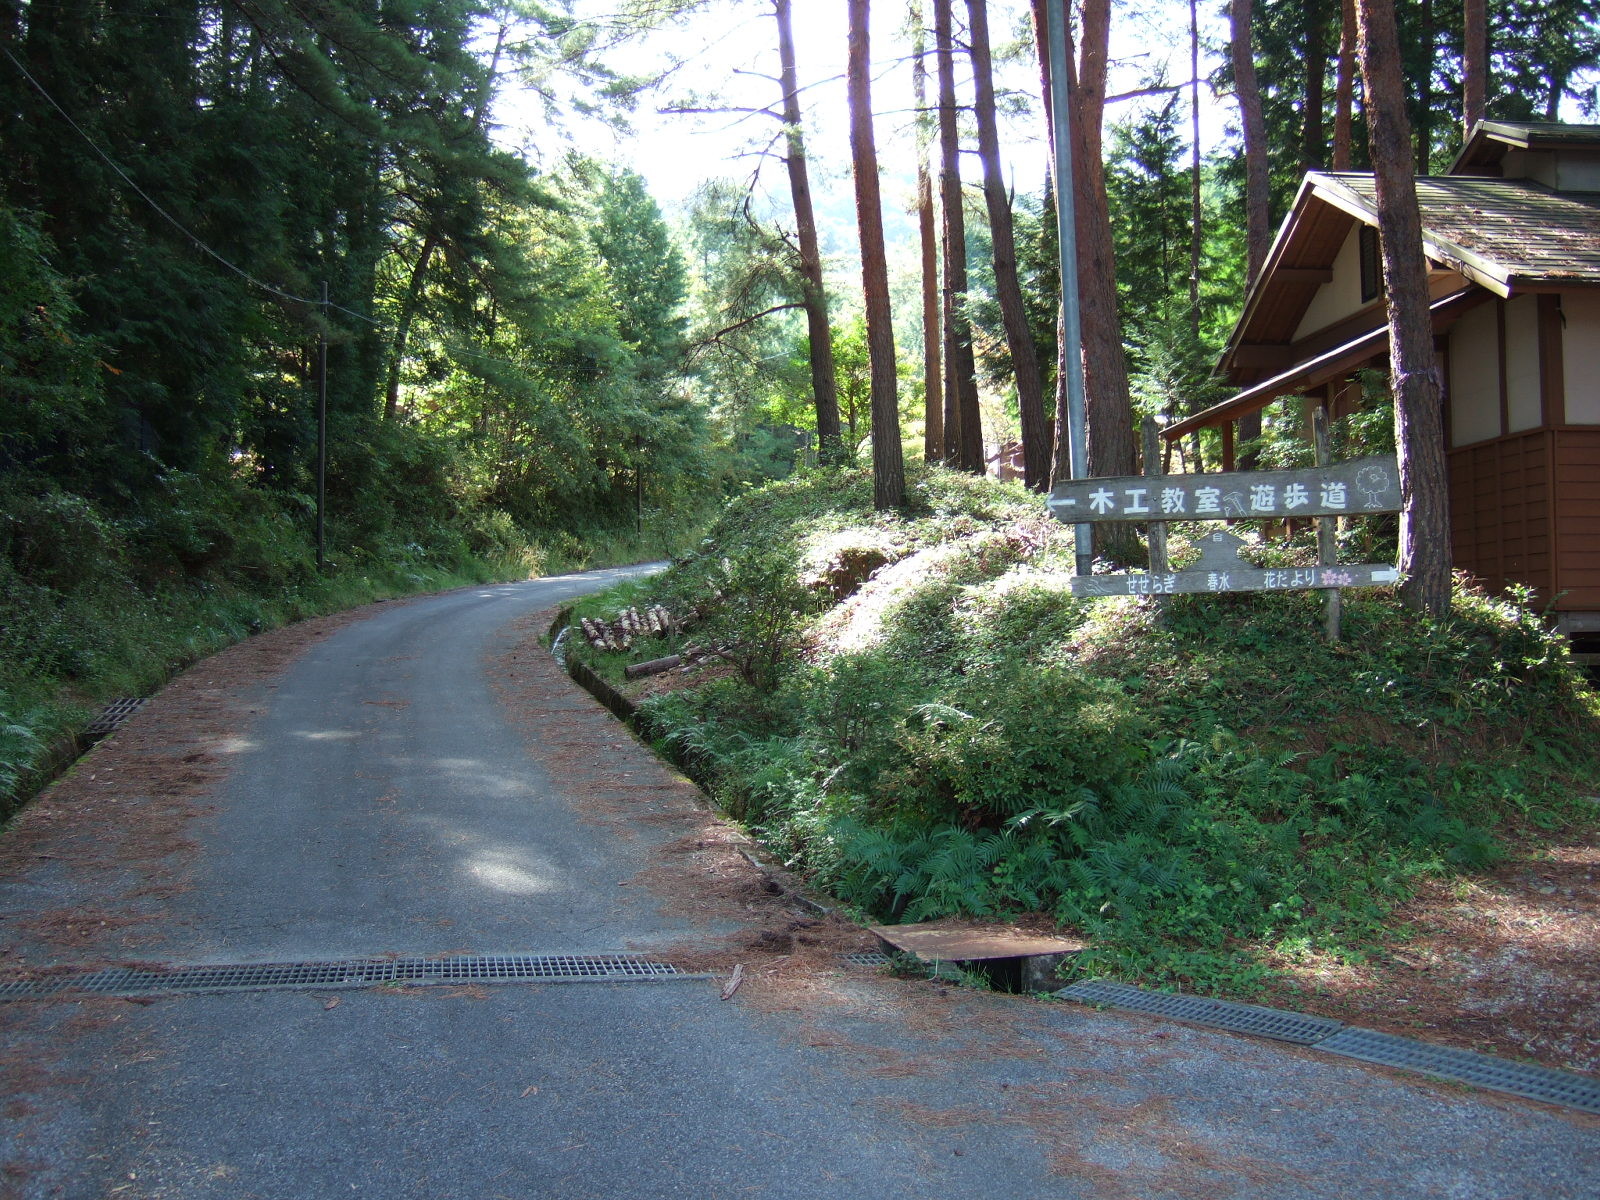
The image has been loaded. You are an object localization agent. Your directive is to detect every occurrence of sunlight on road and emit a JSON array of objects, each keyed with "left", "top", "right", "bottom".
[
  {"left": 467, "top": 851, "right": 558, "bottom": 895},
  {"left": 293, "top": 729, "right": 363, "bottom": 741}
]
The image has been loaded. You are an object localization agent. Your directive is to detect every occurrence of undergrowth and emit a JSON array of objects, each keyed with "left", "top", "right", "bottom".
[
  {"left": 570, "top": 465, "right": 1600, "bottom": 995},
  {"left": 0, "top": 468, "right": 693, "bottom": 820}
]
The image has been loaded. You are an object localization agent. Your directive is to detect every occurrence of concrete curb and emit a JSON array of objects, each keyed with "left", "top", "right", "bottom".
[{"left": 552, "top": 614, "right": 835, "bottom": 920}]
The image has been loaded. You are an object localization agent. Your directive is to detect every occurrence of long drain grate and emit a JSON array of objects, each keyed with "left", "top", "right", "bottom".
[
  {"left": 84, "top": 697, "right": 146, "bottom": 740},
  {"left": 1058, "top": 979, "right": 1347, "bottom": 1045},
  {"left": 1059, "top": 978, "right": 1600, "bottom": 1115},
  {"left": 1317, "top": 1027, "right": 1600, "bottom": 1115},
  {"left": 0, "top": 953, "right": 695, "bottom": 1001}
]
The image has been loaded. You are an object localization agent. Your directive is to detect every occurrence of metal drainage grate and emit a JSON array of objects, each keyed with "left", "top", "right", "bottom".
[
  {"left": 84, "top": 698, "right": 145, "bottom": 739},
  {"left": 0, "top": 953, "right": 695, "bottom": 1001},
  {"left": 1317, "top": 1027, "right": 1600, "bottom": 1114},
  {"left": 1058, "top": 979, "right": 1347, "bottom": 1046},
  {"left": 843, "top": 952, "right": 891, "bottom": 969}
]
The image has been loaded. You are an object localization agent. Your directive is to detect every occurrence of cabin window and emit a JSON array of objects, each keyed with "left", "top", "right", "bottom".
[{"left": 1359, "top": 225, "right": 1382, "bottom": 303}]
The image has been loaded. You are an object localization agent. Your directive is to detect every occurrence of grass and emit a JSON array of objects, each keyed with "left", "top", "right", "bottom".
[
  {"left": 567, "top": 464, "right": 1600, "bottom": 996},
  {"left": 0, "top": 477, "right": 694, "bottom": 822}
]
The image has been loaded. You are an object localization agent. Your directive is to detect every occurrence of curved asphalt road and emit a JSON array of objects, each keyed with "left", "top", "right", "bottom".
[{"left": 1, "top": 569, "right": 1597, "bottom": 1199}]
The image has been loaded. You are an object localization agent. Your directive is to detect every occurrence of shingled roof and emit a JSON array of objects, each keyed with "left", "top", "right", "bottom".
[{"left": 1315, "top": 172, "right": 1600, "bottom": 290}]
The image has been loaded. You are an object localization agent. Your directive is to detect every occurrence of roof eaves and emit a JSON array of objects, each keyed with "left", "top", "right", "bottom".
[{"left": 1220, "top": 175, "right": 1352, "bottom": 369}]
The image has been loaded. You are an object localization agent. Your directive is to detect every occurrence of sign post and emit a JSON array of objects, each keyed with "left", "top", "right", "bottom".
[{"left": 1049, "top": 425, "right": 1402, "bottom": 628}]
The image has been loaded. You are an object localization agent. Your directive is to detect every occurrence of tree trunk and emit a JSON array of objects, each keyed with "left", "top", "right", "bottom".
[
  {"left": 774, "top": 0, "right": 843, "bottom": 461},
  {"left": 912, "top": 1, "right": 943, "bottom": 463},
  {"left": 1187, "top": 0, "right": 1207, "bottom": 468},
  {"left": 1415, "top": 0, "right": 1433, "bottom": 171},
  {"left": 1332, "top": 0, "right": 1356, "bottom": 169},
  {"left": 935, "top": 0, "right": 983, "bottom": 473},
  {"left": 383, "top": 226, "right": 439, "bottom": 421},
  {"left": 1030, "top": 0, "right": 1136, "bottom": 511},
  {"left": 1069, "top": 0, "right": 1133, "bottom": 492},
  {"left": 1303, "top": 0, "right": 1328, "bottom": 169},
  {"left": 1229, "top": 0, "right": 1269, "bottom": 468},
  {"left": 383, "top": 23, "right": 505, "bottom": 423},
  {"left": 1463, "top": 0, "right": 1487, "bottom": 134},
  {"left": 967, "top": 0, "right": 1048, "bottom": 491},
  {"left": 1356, "top": 0, "right": 1451, "bottom": 615},
  {"left": 848, "top": 0, "right": 905, "bottom": 510},
  {"left": 1188, "top": 0, "right": 1202, "bottom": 339},
  {"left": 1231, "top": 0, "right": 1271, "bottom": 286}
]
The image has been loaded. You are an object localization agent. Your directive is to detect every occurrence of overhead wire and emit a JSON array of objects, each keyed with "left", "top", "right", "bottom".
[
  {"left": 0, "top": 42, "right": 380, "bottom": 325},
  {"left": 0, "top": 41, "right": 621, "bottom": 380}
]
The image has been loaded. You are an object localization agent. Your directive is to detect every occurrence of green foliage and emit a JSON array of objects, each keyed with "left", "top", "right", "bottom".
[{"left": 581, "top": 469, "right": 1600, "bottom": 995}]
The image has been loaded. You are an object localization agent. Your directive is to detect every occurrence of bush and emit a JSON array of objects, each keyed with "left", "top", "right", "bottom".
[{"left": 579, "top": 465, "right": 1600, "bottom": 994}]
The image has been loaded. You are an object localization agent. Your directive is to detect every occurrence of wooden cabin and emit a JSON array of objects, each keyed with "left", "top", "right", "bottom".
[{"left": 1166, "top": 121, "right": 1600, "bottom": 637}]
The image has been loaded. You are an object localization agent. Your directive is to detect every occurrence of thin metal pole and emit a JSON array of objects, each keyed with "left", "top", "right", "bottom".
[
  {"left": 1046, "top": 0, "right": 1092, "bottom": 575},
  {"left": 635, "top": 432, "right": 644, "bottom": 539},
  {"left": 316, "top": 280, "right": 328, "bottom": 574},
  {"left": 1314, "top": 406, "right": 1342, "bottom": 641}
]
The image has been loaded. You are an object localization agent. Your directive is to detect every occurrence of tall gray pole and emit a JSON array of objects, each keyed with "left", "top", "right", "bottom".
[
  {"left": 1046, "top": 1, "right": 1093, "bottom": 575},
  {"left": 317, "top": 280, "right": 328, "bottom": 574}
]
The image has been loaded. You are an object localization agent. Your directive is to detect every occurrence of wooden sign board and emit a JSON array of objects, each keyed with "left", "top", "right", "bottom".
[
  {"left": 1048, "top": 455, "right": 1401, "bottom": 524},
  {"left": 1072, "top": 563, "right": 1399, "bottom": 597},
  {"left": 1068, "top": 529, "right": 1399, "bottom": 598}
]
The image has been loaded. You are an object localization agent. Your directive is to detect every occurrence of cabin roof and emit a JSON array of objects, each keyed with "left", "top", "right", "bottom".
[
  {"left": 1322, "top": 173, "right": 1600, "bottom": 290},
  {"left": 1450, "top": 120, "right": 1600, "bottom": 174},
  {"left": 1220, "top": 172, "right": 1600, "bottom": 384}
]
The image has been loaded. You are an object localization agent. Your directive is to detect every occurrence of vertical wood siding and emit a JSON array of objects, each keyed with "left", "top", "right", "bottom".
[
  {"left": 1449, "top": 430, "right": 1554, "bottom": 603},
  {"left": 1449, "top": 428, "right": 1600, "bottom": 609},
  {"left": 1552, "top": 429, "right": 1600, "bottom": 609}
]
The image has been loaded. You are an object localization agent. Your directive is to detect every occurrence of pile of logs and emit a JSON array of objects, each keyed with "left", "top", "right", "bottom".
[{"left": 578, "top": 606, "right": 673, "bottom": 652}]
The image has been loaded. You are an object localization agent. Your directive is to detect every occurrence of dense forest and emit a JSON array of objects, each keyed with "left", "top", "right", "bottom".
[{"left": 3, "top": 0, "right": 1599, "bottom": 805}]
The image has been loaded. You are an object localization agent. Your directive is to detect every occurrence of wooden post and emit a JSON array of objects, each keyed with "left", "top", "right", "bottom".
[
  {"left": 1313, "top": 407, "right": 1342, "bottom": 641},
  {"left": 1143, "top": 417, "right": 1170, "bottom": 616}
]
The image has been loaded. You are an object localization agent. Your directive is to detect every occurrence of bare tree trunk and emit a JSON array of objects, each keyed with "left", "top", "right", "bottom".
[
  {"left": 1075, "top": 0, "right": 1134, "bottom": 492},
  {"left": 1188, "top": 0, "right": 1202, "bottom": 339},
  {"left": 1303, "top": 0, "right": 1328, "bottom": 169},
  {"left": 967, "top": 0, "right": 1048, "bottom": 490},
  {"left": 1463, "top": 0, "right": 1487, "bottom": 134},
  {"left": 1333, "top": 0, "right": 1356, "bottom": 169},
  {"left": 1030, "top": 0, "right": 1136, "bottom": 510},
  {"left": 848, "top": 0, "right": 906, "bottom": 510},
  {"left": 912, "top": 1, "right": 944, "bottom": 463},
  {"left": 1229, "top": 0, "right": 1269, "bottom": 468},
  {"left": 1356, "top": 0, "right": 1451, "bottom": 615},
  {"left": 1231, "top": 0, "right": 1271, "bottom": 285},
  {"left": 935, "top": 0, "right": 984, "bottom": 473},
  {"left": 1415, "top": 0, "right": 1433, "bottom": 171},
  {"left": 774, "top": 0, "right": 843, "bottom": 461}
]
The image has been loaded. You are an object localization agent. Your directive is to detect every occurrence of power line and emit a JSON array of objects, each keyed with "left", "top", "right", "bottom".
[
  {"left": 0, "top": 44, "right": 637, "bottom": 383},
  {"left": 0, "top": 42, "right": 381, "bottom": 326}
]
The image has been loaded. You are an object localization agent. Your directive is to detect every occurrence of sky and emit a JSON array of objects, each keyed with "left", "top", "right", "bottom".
[{"left": 492, "top": 0, "right": 1235, "bottom": 226}]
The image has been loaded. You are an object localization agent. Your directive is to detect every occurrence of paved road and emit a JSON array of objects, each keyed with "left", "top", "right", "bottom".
[{"left": 2, "top": 570, "right": 1597, "bottom": 1199}]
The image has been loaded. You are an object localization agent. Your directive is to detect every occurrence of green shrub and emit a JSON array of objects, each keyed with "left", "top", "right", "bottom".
[{"left": 589, "top": 465, "right": 1600, "bottom": 994}]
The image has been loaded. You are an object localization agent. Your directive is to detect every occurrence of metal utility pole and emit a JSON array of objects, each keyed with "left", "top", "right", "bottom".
[
  {"left": 1045, "top": 2, "right": 1092, "bottom": 575},
  {"left": 317, "top": 280, "right": 328, "bottom": 574}
]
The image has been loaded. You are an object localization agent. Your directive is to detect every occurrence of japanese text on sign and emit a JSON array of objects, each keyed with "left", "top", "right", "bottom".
[{"left": 1048, "top": 456, "right": 1400, "bottom": 524}]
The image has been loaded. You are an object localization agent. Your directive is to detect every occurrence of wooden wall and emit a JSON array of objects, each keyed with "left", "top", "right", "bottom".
[
  {"left": 1552, "top": 429, "right": 1600, "bottom": 610},
  {"left": 1448, "top": 428, "right": 1600, "bottom": 610}
]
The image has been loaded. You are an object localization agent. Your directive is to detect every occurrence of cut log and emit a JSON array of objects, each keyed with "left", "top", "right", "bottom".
[{"left": 624, "top": 655, "right": 684, "bottom": 680}]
